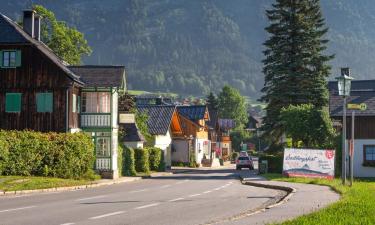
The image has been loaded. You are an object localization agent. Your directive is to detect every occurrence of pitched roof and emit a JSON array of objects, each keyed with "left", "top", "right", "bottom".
[
  {"left": 218, "top": 119, "right": 236, "bottom": 131},
  {"left": 121, "top": 123, "right": 145, "bottom": 142},
  {"left": 177, "top": 105, "right": 209, "bottom": 121},
  {"left": 136, "top": 105, "right": 176, "bottom": 135},
  {"left": 0, "top": 13, "right": 83, "bottom": 84},
  {"left": 329, "top": 80, "right": 375, "bottom": 116},
  {"left": 68, "top": 65, "right": 126, "bottom": 88}
]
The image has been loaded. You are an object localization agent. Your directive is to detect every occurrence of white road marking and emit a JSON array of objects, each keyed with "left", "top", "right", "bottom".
[
  {"left": 214, "top": 187, "right": 221, "bottom": 191},
  {"left": 160, "top": 185, "right": 171, "bottom": 189},
  {"left": 203, "top": 190, "right": 212, "bottom": 194},
  {"left": 76, "top": 195, "right": 107, "bottom": 201},
  {"left": 0, "top": 205, "right": 36, "bottom": 213},
  {"left": 60, "top": 223, "right": 75, "bottom": 225},
  {"left": 168, "top": 197, "right": 185, "bottom": 202},
  {"left": 135, "top": 203, "right": 160, "bottom": 209},
  {"left": 89, "top": 211, "right": 125, "bottom": 220},
  {"left": 130, "top": 189, "right": 148, "bottom": 193},
  {"left": 188, "top": 193, "right": 201, "bottom": 197}
]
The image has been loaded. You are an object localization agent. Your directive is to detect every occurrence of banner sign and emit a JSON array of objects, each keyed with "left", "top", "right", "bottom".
[{"left": 283, "top": 148, "right": 335, "bottom": 179}]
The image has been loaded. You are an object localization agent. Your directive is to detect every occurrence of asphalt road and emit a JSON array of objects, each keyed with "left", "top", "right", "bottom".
[{"left": 0, "top": 167, "right": 281, "bottom": 225}]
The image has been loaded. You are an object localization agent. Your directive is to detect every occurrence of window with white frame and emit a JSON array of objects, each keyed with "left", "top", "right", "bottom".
[
  {"left": 96, "top": 137, "right": 111, "bottom": 157},
  {"left": 81, "top": 92, "right": 110, "bottom": 113},
  {"left": 364, "top": 145, "right": 375, "bottom": 163}
]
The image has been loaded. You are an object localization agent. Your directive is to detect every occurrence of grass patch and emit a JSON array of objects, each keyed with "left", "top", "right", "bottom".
[
  {"left": 263, "top": 173, "right": 375, "bottom": 225},
  {"left": 0, "top": 176, "right": 96, "bottom": 192}
]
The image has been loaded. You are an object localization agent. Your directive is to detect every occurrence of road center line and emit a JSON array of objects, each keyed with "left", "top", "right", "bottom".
[
  {"left": 203, "top": 190, "right": 212, "bottom": 194},
  {"left": 130, "top": 189, "right": 148, "bottom": 193},
  {"left": 135, "top": 203, "right": 160, "bottom": 209},
  {"left": 89, "top": 211, "right": 125, "bottom": 220},
  {"left": 60, "top": 223, "right": 75, "bottom": 225},
  {"left": 76, "top": 195, "right": 107, "bottom": 201},
  {"left": 214, "top": 187, "right": 221, "bottom": 191},
  {"left": 168, "top": 197, "right": 185, "bottom": 202},
  {"left": 188, "top": 193, "right": 201, "bottom": 197},
  {"left": 0, "top": 205, "right": 37, "bottom": 213},
  {"left": 160, "top": 185, "right": 171, "bottom": 188}
]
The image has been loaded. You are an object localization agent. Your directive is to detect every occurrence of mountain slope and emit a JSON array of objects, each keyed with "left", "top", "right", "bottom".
[{"left": 2, "top": 0, "right": 375, "bottom": 98}]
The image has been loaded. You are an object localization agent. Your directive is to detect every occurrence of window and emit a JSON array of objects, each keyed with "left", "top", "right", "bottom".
[
  {"left": 72, "top": 94, "right": 77, "bottom": 113},
  {"left": 5, "top": 93, "right": 21, "bottom": 112},
  {"left": 96, "top": 137, "right": 111, "bottom": 157},
  {"left": 36, "top": 93, "right": 53, "bottom": 112},
  {"left": 1, "top": 50, "right": 21, "bottom": 68},
  {"left": 364, "top": 145, "right": 375, "bottom": 163},
  {"left": 81, "top": 92, "right": 110, "bottom": 113}
]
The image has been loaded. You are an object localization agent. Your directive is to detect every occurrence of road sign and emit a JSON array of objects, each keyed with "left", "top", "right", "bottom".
[{"left": 347, "top": 103, "right": 367, "bottom": 111}]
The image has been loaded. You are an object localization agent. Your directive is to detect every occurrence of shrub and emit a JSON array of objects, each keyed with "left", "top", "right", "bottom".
[
  {"left": 231, "top": 152, "right": 239, "bottom": 161},
  {"left": 147, "top": 147, "right": 164, "bottom": 171},
  {"left": 0, "top": 135, "right": 9, "bottom": 174},
  {"left": 117, "top": 144, "right": 123, "bottom": 177},
  {"left": 189, "top": 151, "right": 198, "bottom": 168},
  {"left": 258, "top": 152, "right": 284, "bottom": 173},
  {"left": 134, "top": 148, "right": 150, "bottom": 173},
  {"left": 123, "top": 147, "right": 136, "bottom": 176},
  {"left": 0, "top": 130, "right": 95, "bottom": 179}
]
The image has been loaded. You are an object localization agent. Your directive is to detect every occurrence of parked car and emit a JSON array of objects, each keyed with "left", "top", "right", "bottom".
[
  {"left": 239, "top": 151, "right": 249, "bottom": 157},
  {"left": 236, "top": 156, "right": 254, "bottom": 170}
]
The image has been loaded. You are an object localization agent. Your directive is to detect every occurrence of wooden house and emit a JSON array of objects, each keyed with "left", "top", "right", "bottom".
[
  {"left": 216, "top": 119, "right": 235, "bottom": 161},
  {"left": 173, "top": 105, "right": 211, "bottom": 165},
  {"left": 0, "top": 10, "right": 125, "bottom": 179},
  {"left": 329, "top": 79, "right": 375, "bottom": 177},
  {"left": 137, "top": 105, "right": 183, "bottom": 168}
]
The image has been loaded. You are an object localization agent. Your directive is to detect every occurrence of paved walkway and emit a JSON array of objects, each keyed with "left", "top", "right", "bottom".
[{"left": 217, "top": 171, "right": 340, "bottom": 225}]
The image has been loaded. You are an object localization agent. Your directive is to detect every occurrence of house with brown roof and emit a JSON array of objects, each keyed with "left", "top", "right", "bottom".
[
  {"left": 0, "top": 10, "right": 125, "bottom": 179},
  {"left": 329, "top": 79, "right": 375, "bottom": 177}
]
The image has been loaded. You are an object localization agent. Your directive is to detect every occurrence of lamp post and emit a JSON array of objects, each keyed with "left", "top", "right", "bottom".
[{"left": 335, "top": 68, "right": 354, "bottom": 185}]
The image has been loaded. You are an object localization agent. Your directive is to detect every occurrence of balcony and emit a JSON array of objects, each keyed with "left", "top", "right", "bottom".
[
  {"left": 96, "top": 158, "right": 111, "bottom": 170},
  {"left": 221, "top": 136, "right": 231, "bottom": 142},
  {"left": 81, "top": 113, "right": 111, "bottom": 128}
]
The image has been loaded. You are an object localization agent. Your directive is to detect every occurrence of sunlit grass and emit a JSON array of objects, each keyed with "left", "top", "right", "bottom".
[{"left": 263, "top": 174, "right": 375, "bottom": 225}]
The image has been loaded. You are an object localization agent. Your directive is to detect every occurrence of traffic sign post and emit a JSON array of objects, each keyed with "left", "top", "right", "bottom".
[{"left": 346, "top": 103, "right": 366, "bottom": 186}]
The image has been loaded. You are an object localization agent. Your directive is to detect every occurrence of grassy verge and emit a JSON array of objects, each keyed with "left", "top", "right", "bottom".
[
  {"left": 263, "top": 173, "right": 375, "bottom": 225},
  {"left": 0, "top": 176, "right": 96, "bottom": 192}
]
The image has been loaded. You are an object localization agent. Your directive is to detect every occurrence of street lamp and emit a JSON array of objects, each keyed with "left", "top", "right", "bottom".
[{"left": 335, "top": 67, "right": 354, "bottom": 185}]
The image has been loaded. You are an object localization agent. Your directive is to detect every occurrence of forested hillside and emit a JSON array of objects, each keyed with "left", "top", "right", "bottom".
[{"left": 3, "top": 0, "right": 375, "bottom": 98}]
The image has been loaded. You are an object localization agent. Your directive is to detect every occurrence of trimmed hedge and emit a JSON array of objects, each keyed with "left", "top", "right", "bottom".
[
  {"left": 258, "top": 152, "right": 284, "bottom": 173},
  {"left": 134, "top": 148, "right": 150, "bottom": 173},
  {"left": 118, "top": 144, "right": 123, "bottom": 177},
  {"left": 123, "top": 146, "right": 136, "bottom": 176},
  {"left": 147, "top": 147, "right": 165, "bottom": 171},
  {"left": 0, "top": 130, "right": 95, "bottom": 179}
]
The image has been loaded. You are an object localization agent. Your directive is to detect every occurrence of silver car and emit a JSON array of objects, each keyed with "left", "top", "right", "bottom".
[{"left": 236, "top": 156, "right": 254, "bottom": 170}]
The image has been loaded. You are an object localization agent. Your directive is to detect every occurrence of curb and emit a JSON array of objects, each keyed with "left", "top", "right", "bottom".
[
  {"left": 0, "top": 177, "right": 142, "bottom": 196},
  {"left": 240, "top": 175, "right": 297, "bottom": 210}
]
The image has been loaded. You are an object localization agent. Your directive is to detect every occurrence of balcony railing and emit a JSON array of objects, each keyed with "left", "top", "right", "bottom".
[
  {"left": 81, "top": 113, "right": 111, "bottom": 128},
  {"left": 96, "top": 158, "right": 111, "bottom": 170}
]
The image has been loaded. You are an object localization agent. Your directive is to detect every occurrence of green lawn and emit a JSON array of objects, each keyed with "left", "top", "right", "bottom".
[
  {"left": 0, "top": 176, "right": 94, "bottom": 192},
  {"left": 263, "top": 174, "right": 375, "bottom": 225}
]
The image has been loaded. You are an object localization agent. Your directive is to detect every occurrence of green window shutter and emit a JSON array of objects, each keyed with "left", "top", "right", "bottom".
[
  {"left": 5, "top": 93, "right": 22, "bottom": 112},
  {"left": 15, "top": 50, "right": 21, "bottom": 67},
  {"left": 0, "top": 51, "right": 3, "bottom": 67},
  {"left": 77, "top": 96, "right": 81, "bottom": 113},
  {"left": 36, "top": 93, "right": 53, "bottom": 112}
]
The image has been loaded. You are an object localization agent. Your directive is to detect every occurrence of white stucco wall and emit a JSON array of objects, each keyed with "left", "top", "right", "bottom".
[
  {"left": 154, "top": 130, "right": 172, "bottom": 168},
  {"left": 195, "top": 138, "right": 210, "bottom": 165},
  {"left": 346, "top": 139, "right": 375, "bottom": 177}
]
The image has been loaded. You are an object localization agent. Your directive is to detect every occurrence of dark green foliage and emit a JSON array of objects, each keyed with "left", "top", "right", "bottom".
[
  {"left": 259, "top": 152, "right": 284, "bottom": 174},
  {"left": 218, "top": 85, "right": 248, "bottom": 129},
  {"left": 0, "top": 130, "right": 95, "bottom": 179},
  {"left": 231, "top": 152, "right": 239, "bottom": 162},
  {"left": 123, "top": 147, "right": 137, "bottom": 176},
  {"left": 134, "top": 148, "right": 150, "bottom": 173},
  {"left": 189, "top": 151, "right": 198, "bottom": 168},
  {"left": 261, "top": 0, "right": 333, "bottom": 143},
  {"left": 230, "top": 130, "right": 252, "bottom": 152},
  {"left": 0, "top": 135, "right": 9, "bottom": 175},
  {"left": 147, "top": 147, "right": 164, "bottom": 171},
  {"left": 280, "top": 104, "right": 336, "bottom": 148},
  {"left": 117, "top": 144, "right": 123, "bottom": 177},
  {"left": 133, "top": 109, "right": 154, "bottom": 146},
  {"left": 206, "top": 92, "right": 219, "bottom": 111}
]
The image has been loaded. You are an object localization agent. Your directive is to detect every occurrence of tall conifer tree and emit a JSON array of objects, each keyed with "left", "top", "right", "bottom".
[{"left": 261, "top": 0, "right": 333, "bottom": 143}]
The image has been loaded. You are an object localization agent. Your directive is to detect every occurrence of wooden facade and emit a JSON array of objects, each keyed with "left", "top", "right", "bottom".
[
  {"left": 0, "top": 44, "right": 81, "bottom": 132},
  {"left": 333, "top": 116, "right": 375, "bottom": 139}
]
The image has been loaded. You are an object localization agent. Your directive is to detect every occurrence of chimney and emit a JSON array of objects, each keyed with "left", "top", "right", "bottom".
[
  {"left": 341, "top": 67, "right": 351, "bottom": 77},
  {"left": 23, "top": 9, "right": 35, "bottom": 38},
  {"left": 34, "top": 14, "right": 41, "bottom": 41}
]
